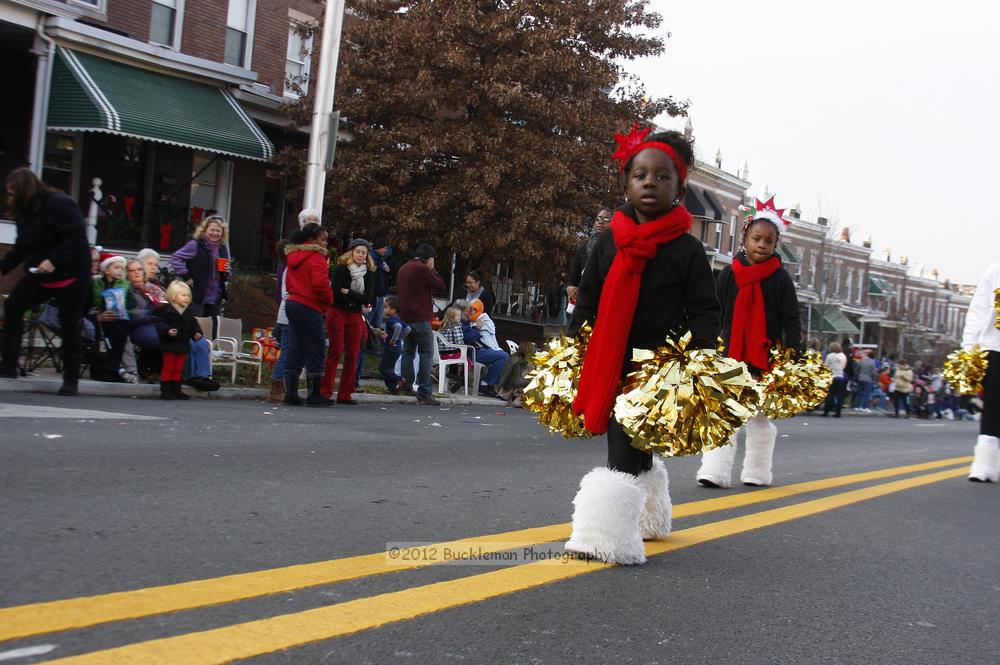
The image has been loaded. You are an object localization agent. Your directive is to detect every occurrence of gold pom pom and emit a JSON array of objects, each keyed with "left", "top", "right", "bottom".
[
  {"left": 994, "top": 287, "right": 1000, "bottom": 330},
  {"left": 759, "top": 348, "right": 834, "bottom": 419},
  {"left": 613, "top": 334, "right": 762, "bottom": 457},
  {"left": 943, "top": 345, "right": 988, "bottom": 396},
  {"left": 522, "top": 325, "right": 593, "bottom": 438}
]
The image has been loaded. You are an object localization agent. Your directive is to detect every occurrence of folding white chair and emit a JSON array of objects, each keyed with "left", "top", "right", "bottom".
[
  {"left": 197, "top": 315, "right": 234, "bottom": 382},
  {"left": 216, "top": 317, "right": 263, "bottom": 384},
  {"left": 432, "top": 330, "right": 474, "bottom": 395},
  {"left": 505, "top": 339, "right": 519, "bottom": 355}
]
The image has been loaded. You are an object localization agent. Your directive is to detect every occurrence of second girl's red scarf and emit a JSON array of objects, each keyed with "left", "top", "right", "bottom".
[
  {"left": 572, "top": 206, "right": 692, "bottom": 434},
  {"left": 729, "top": 256, "right": 781, "bottom": 370}
]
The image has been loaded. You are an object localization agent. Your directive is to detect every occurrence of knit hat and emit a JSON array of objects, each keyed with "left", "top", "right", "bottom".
[
  {"left": 414, "top": 243, "right": 436, "bottom": 260},
  {"left": 297, "top": 208, "right": 320, "bottom": 227},
  {"left": 372, "top": 238, "right": 389, "bottom": 250},
  {"left": 99, "top": 255, "right": 126, "bottom": 272},
  {"left": 347, "top": 238, "right": 371, "bottom": 252},
  {"left": 469, "top": 299, "right": 485, "bottom": 322}
]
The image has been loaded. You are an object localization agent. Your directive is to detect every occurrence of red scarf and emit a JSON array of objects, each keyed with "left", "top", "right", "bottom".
[
  {"left": 572, "top": 206, "right": 692, "bottom": 434},
  {"left": 729, "top": 256, "right": 781, "bottom": 370}
]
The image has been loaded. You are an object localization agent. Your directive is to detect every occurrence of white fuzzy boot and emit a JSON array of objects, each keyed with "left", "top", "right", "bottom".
[
  {"left": 969, "top": 435, "right": 1000, "bottom": 483},
  {"left": 696, "top": 434, "right": 738, "bottom": 488},
  {"left": 637, "top": 457, "right": 672, "bottom": 540},
  {"left": 741, "top": 414, "right": 777, "bottom": 486},
  {"left": 564, "top": 467, "right": 647, "bottom": 565}
]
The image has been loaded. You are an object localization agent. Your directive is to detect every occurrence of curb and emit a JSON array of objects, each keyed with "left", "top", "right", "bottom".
[{"left": 0, "top": 377, "right": 509, "bottom": 407}]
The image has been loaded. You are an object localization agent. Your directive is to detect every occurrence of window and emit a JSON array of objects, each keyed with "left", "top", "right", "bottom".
[
  {"left": 809, "top": 253, "right": 816, "bottom": 287},
  {"left": 284, "top": 21, "right": 314, "bottom": 97},
  {"left": 42, "top": 133, "right": 77, "bottom": 196},
  {"left": 150, "top": 0, "right": 183, "bottom": 48},
  {"left": 69, "top": 0, "right": 107, "bottom": 11},
  {"left": 714, "top": 224, "right": 722, "bottom": 251},
  {"left": 728, "top": 214, "right": 736, "bottom": 254},
  {"left": 190, "top": 153, "right": 218, "bottom": 212},
  {"left": 845, "top": 270, "right": 853, "bottom": 303},
  {"left": 224, "top": 0, "right": 256, "bottom": 68}
]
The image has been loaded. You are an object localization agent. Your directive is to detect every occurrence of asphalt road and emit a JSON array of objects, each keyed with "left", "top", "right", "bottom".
[{"left": 0, "top": 393, "right": 997, "bottom": 664}]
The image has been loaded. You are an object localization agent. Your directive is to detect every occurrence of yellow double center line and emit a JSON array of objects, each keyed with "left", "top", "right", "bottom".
[{"left": 1, "top": 457, "right": 970, "bottom": 664}]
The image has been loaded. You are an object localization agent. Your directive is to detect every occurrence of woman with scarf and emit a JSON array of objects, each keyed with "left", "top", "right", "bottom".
[
  {"left": 320, "top": 238, "right": 375, "bottom": 404},
  {"left": 169, "top": 216, "right": 231, "bottom": 334},
  {"left": 463, "top": 270, "right": 495, "bottom": 316},
  {"left": 564, "top": 126, "right": 720, "bottom": 565},
  {"left": 695, "top": 198, "right": 801, "bottom": 489}
]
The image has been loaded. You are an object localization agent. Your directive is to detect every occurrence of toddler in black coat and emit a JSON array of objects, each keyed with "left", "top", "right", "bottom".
[{"left": 155, "top": 281, "right": 204, "bottom": 400}]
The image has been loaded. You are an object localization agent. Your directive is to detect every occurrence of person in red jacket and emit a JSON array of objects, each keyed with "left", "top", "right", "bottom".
[
  {"left": 282, "top": 223, "right": 335, "bottom": 406},
  {"left": 396, "top": 243, "right": 445, "bottom": 405}
]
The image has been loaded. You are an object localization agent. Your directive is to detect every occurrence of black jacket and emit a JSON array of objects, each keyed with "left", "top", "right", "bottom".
[
  {"left": 154, "top": 304, "right": 203, "bottom": 354},
  {"left": 0, "top": 191, "right": 90, "bottom": 282},
  {"left": 717, "top": 252, "right": 802, "bottom": 370},
  {"left": 568, "top": 203, "right": 721, "bottom": 352},
  {"left": 567, "top": 237, "right": 592, "bottom": 288},
  {"left": 331, "top": 263, "right": 375, "bottom": 313}
]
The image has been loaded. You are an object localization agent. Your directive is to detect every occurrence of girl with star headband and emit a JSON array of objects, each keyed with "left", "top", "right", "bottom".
[{"left": 696, "top": 196, "right": 801, "bottom": 489}]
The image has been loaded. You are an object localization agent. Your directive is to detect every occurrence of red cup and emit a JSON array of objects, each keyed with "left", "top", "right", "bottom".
[{"left": 216, "top": 258, "right": 230, "bottom": 273}]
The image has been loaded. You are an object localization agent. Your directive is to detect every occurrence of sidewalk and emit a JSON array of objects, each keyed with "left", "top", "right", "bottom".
[
  {"left": 0, "top": 370, "right": 510, "bottom": 407},
  {"left": 0, "top": 372, "right": 899, "bottom": 416}
]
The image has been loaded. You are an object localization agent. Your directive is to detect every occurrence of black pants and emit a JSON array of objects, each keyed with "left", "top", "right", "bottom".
[
  {"left": 824, "top": 377, "right": 847, "bottom": 416},
  {"left": 92, "top": 319, "right": 130, "bottom": 380},
  {"left": 892, "top": 391, "right": 910, "bottom": 416},
  {"left": 1, "top": 276, "right": 88, "bottom": 376},
  {"left": 606, "top": 417, "right": 652, "bottom": 476},
  {"left": 983, "top": 351, "right": 1000, "bottom": 437},
  {"left": 284, "top": 300, "right": 325, "bottom": 375}
]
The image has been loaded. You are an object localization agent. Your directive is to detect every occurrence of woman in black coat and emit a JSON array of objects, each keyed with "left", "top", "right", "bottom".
[{"left": 0, "top": 168, "right": 91, "bottom": 395}]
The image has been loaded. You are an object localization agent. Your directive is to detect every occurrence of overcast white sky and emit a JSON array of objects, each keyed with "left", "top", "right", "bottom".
[{"left": 623, "top": 0, "right": 999, "bottom": 285}]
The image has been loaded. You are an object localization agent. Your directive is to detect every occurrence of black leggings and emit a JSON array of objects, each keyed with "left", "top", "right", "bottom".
[
  {"left": 1, "top": 276, "right": 88, "bottom": 372},
  {"left": 606, "top": 417, "right": 653, "bottom": 476},
  {"left": 982, "top": 351, "right": 1000, "bottom": 437}
]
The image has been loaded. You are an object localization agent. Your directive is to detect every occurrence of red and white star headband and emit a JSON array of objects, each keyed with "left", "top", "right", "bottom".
[
  {"left": 612, "top": 123, "right": 688, "bottom": 181},
  {"left": 751, "top": 196, "right": 790, "bottom": 230}
]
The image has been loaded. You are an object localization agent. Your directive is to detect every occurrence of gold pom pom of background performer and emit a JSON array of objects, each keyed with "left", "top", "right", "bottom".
[
  {"left": 563, "top": 125, "right": 721, "bottom": 565},
  {"left": 963, "top": 262, "right": 1000, "bottom": 483},
  {"left": 696, "top": 198, "right": 801, "bottom": 488}
]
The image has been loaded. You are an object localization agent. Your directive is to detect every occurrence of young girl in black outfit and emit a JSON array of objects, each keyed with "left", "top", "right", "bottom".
[
  {"left": 155, "top": 281, "right": 204, "bottom": 400},
  {"left": 696, "top": 198, "right": 801, "bottom": 488},
  {"left": 565, "top": 126, "right": 720, "bottom": 565}
]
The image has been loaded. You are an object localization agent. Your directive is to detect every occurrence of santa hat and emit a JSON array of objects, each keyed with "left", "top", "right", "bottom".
[
  {"left": 751, "top": 196, "right": 791, "bottom": 230},
  {"left": 99, "top": 255, "right": 126, "bottom": 271}
]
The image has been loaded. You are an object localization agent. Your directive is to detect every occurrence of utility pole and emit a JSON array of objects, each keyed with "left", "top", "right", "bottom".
[{"left": 302, "top": 0, "right": 347, "bottom": 218}]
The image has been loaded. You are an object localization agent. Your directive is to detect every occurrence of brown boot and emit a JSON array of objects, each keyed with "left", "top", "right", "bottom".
[{"left": 266, "top": 378, "right": 284, "bottom": 403}]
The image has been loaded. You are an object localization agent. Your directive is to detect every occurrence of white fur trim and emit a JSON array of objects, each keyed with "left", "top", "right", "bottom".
[
  {"left": 969, "top": 435, "right": 1000, "bottom": 483},
  {"left": 741, "top": 415, "right": 777, "bottom": 486},
  {"left": 697, "top": 435, "right": 738, "bottom": 488},
  {"left": 637, "top": 457, "right": 672, "bottom": 540},
  {"left": 565, "top": 467, "right": 647, "bottom": 565}
]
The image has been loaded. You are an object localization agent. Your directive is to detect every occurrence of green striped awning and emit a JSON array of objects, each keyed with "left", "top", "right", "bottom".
[
  {"left": 868, "top": 275, "right": 896, "bottom": 297},
  {"left": 810, "top": 304, "right": 860, "bottom": 335},
  {"left": 776, "top": 242, "right": 801, "bottom": 264},
  {"left": 48, "top": 47, "right": 274, "bottom": 161}
]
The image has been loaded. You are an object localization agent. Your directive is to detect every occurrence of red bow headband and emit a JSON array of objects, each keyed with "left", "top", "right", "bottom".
[{"left": 612, "top": 123, "right": 688, "bottom": 182}]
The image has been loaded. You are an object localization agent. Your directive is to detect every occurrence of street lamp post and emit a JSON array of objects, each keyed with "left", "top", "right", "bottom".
[{"left": 302, "top": 0, "right": 347, "bottom": 218}]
